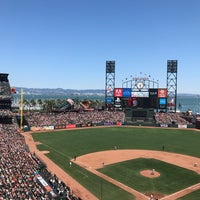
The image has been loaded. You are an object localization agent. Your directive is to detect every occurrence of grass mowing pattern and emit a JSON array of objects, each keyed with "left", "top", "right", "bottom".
[
  {"left": 98, "top": 158, "right": 200, "bottom": 195},
  {"left": 32, "top": 127, "right": 200, "bottom": 199}
]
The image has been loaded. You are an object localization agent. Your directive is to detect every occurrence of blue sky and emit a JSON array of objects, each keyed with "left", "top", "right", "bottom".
[{"left": 0, "top": 0, "right": 200, "bottom": 94}]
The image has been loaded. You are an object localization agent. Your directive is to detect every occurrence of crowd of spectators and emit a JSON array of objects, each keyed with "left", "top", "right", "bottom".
[
  {"left": 0, "top": 122, "right": 81, "bottom": 200},
  {"left": 0, "top": 80, "right": 11, "bottom": 99},
  {"left": 0, "top": 109, "right": 13, "bottom": 117},
  {"left": 18, "top": 109, "right": 195, "bottom": 128},
  {"left": 24, "top": 110, "right": 125, "bottom": 127},
  {"left": 154, "top": 112, "right": 191, "bottom": 125},
  {"left": 40, "top": 171, "right": 80, "bottom": 200}
]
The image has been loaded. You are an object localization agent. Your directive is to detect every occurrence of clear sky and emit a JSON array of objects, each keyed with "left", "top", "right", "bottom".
[{"left": 0, "top": 0, "right": 199, "bottom": 94}]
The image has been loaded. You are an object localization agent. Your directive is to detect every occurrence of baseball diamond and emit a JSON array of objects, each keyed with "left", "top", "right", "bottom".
[{"left": 25, "top": 126, "right": 200, "bottom": 200}]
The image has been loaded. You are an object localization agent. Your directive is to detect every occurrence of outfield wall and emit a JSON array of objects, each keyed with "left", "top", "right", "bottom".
[{"left": 28, "top": 120, "right": 195, "bottom": 132}]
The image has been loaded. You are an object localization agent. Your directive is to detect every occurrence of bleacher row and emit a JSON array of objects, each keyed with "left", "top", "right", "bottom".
[
  {"left": 23, "top": 111, "right": 126, "bottom": 128},
  {"left": 154, "top": 112, "right": 192, "bottom": 126},
  {"left": 17, "top": 110, "right": 192, "bottom": 130}
]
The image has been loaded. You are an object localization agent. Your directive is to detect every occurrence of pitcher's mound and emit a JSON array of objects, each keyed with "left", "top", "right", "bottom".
[{"left": 140, "top": 170, "right": 160, "bottom": 178}]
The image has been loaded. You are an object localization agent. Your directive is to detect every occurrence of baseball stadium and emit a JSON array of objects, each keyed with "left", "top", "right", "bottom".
[{"left": 1, "top": 60, "right": 200, "bottom": 200}]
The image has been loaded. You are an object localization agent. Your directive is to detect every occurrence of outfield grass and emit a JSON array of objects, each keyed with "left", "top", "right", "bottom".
[{"left": 32, "top": 126, "right": 200, "bottom": 199}]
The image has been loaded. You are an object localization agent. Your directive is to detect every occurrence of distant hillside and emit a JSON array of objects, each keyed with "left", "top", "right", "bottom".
[
  {"left": 13, "top": 87, "right": 199, "bottom": 97},
  {"left": 15, "top": 87, "right": 105, "bottom": 96}
]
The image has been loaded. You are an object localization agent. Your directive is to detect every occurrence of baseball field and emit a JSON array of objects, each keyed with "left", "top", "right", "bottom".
[{"left": 31, "top": 126, "right": 200, "bottom": 200}]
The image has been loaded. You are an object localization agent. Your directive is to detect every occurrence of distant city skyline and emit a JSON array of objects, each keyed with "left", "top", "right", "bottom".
[{"left": 0, "top": 0, "right": 200, "bottom": 94}]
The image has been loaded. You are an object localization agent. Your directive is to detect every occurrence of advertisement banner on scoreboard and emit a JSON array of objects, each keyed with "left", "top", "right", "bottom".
[
  {"left": 158, "top": 89, "right": 167, "bottom": 98},
  {"left": 122, "top": 88, "right": 131, "bottom": 98},
  {"left": 159, "top": 98, "right": 167, "bottom": 109},
  {"left": 114, "top": 88, "right": 123, "bottom": 97},
  {"left": 149, "top": 88, "right": 158, "bottom": 97},
  {"left": 106, "top": 98, "right": 113, "bottom": 103},
  {"left": 159, "top": 98, "right": 167, "bottom": 105},
  {"left": 114, "top": 97, "right": 122, "bottom": 109}
]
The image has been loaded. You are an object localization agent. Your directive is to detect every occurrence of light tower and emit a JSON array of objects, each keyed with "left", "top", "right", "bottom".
[
  {"left": 167, "top": 60, "right": 178, "bottom": 112},
  {"left": 105, "top": 61, "right": 115, "bottom": 109}
]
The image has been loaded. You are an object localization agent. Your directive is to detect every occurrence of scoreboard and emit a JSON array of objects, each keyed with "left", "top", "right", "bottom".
[{"left": 114, "top": 88, "right": 167, "bottom": 110}]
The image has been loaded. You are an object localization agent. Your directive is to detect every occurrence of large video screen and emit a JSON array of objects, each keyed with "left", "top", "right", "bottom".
[
  {"left": 121, "top": 97, "right": 150, "bottom": 108},
  {"left": 114, "top": 88, "right": 167, "bottom": 109}
]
